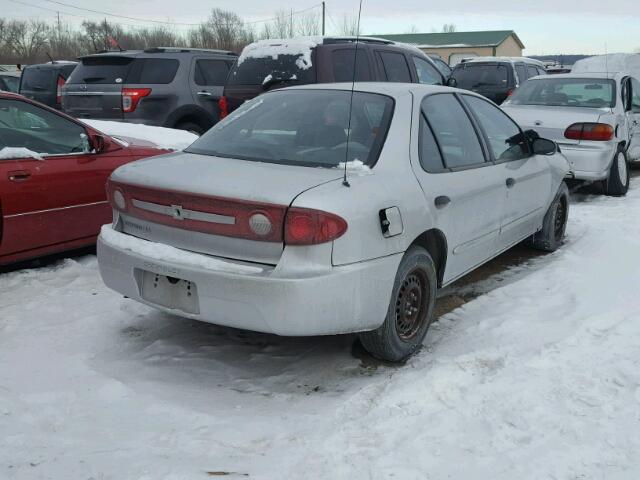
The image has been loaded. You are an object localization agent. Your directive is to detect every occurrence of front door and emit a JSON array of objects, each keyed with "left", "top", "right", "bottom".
[
  {"left": 411, "top": 93, "right": 506, "bottom": 283},
  {"left": 461, "top": 94, "right": 552, "bottom": 247},
  {"left": 627, "top": 77, "right": 640, "bottom": 160}
]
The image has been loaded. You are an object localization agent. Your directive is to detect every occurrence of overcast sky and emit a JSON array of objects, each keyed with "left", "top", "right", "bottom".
[{"left": 4, "top": 0, "right": 640, "bottom": 55}]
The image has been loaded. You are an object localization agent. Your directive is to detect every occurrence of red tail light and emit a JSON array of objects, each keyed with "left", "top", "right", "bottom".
[
  {"left": 564, "top": 123, "right": 614, "bottom": 141},
  {"left": 122, "top": 88, "right": 151, "bottom": 113},
  {"left": 284, "top": 207, "right": 348, "bottom": 245},
  {"left": 218, "top": 95, "right": 229, "bottom": 119},
  {"left": 506, "top": 89, "right": 514, "bottom": 97},
  {"left": 56, "top": 75, "right": 65, "bottom": 105}
]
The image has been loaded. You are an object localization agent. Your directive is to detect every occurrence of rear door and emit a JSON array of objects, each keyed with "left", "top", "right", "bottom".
[
  {"left": 411, "top": 93, "right": 506, "bottom": 283},
  {"left": 411, "top": 56, "right": 444, "bottom": 85},
  {"left": 462, "top": 94, "right": 552, "bottom": 247},
  {"left": 19, "top": 66, "right": 56, "bottom": 107},
  {"left": 0, "top": 98, "right": 114, "bottom": 259},
  {"left": 190, "top": 57, "right": 233, "bottom": 122},
  {"left": 514, "top": 63, "right": 527, "bottom": 87},
  {"left": 62, "top": 55, "right": 135, "bottom": 120},
  {"left": 374, "top": 50, "right": 412, "bottom": 83}
]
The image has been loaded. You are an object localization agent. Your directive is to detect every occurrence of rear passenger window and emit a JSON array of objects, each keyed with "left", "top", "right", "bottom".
[
  {"left": 377, "top": 51, "right": 411, "bottom": 82},
  {"left": 515, "top": 64, "right": 527, "bottom": 83},
  {"left": 422, "top": 94, "right": 486, "bottom": 168},
  {"left": 527, "top": 65, "right": 539, "bottom": 78},
  {"left": 536, "top": 67, "right": 547, "bottom": 76},
  {"left": 418, "top": 113, "right": 446, "bottom": 172},
  {"left": 195, "top": 59, "right": 231, "bottom": 86},
  {"left": 463, "top": 95, "right": 529, "bottom": 161},
  {"left": 412, "top": 57, "right": 442, "bottom": 85},
  {"left": 332, "top": 49, "right": 371, "bottom": 82},
  {"left": 137, "top": 59, "right": 179, "bottom": 84}
]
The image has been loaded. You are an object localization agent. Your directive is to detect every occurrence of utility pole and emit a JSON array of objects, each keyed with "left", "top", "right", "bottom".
[{"left": 322, "top": 2, "right": 326, "bottom": 36}]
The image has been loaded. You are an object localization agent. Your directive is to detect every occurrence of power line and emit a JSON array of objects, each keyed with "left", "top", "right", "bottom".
[
  {"left": 40, "top": 0, "right": 323, "bottom": 27},
  {"left": 8, "top": 0, "right": 85, "bottom": 19}
]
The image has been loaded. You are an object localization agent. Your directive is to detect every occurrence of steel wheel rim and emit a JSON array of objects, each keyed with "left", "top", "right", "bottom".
[
  {"left": 618, "top": 152, "right": 628, "bottom": 185},
  {"left": 395, "top": 268, "right": 429, "bottom": 341},
  {"left": 553, "top": 198, "right": 566, "bottom": 242}
]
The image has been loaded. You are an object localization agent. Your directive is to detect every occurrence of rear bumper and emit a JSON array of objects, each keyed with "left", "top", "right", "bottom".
[
  {"left": 560, "top": 142, "right": 616, "bottom": 181},
  {"left": 97, "top": 226, "right": 400, "bottom": 336}
]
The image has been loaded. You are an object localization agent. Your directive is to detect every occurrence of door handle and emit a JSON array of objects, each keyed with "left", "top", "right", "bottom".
[
  {"left": 8, "top": 170, "right": 31, "bottom": 182},
  {"left": 434, "top": 195, "right": 451, "bottom": 208},
  {"left": 506, "top": 178, "right": 516, "bottom": 188},
  {"left": 197, "top": 91, "right": 212, "bottom": 97}
]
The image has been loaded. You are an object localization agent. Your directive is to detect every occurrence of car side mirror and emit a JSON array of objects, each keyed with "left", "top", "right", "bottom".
[
  {"left": 532, "top": 138, "right": 557, "bottom": 155},
  {"left": 446, "top": 77, "right": 458, "bottom": 88}
]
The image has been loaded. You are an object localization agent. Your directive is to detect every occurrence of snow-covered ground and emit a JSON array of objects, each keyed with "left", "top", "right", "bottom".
[{"left": 1, "top": 180, "right": 640, "bottom": 479}]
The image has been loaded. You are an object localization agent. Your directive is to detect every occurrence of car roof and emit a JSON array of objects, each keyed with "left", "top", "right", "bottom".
[
  {"left": 23, "top": 61, "right": 78, "bottom": 70},
  {"left": 275, "top": 81, "right": 474, "bottom": 99},
  {"left": 0, "top": 71, "right": 21, "bottom": 78},
  {"left": 0, "top": 91, "right": 24, "bottom": 100},
  {"left": 527, "top": 72, "right": 624, "bottom": 81},
  {"left": 79, "top": 48, "right": 236, "bottom": 60},
  {"left": 463, "top": 56, "right": 545, "bottom": 67}
]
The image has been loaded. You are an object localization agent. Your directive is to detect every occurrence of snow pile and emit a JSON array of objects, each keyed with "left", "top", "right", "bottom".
[
  {"left": 238, "top": 37, "right": 321, "bottom": 70},
  {"left": 2, "top": 184, "right": 640, "bottom": 478},
  {"left": 572, "top": 53, "right": 640, "bottom": 79},
  {"left": 100, "top": 224, "right": 264, "bottom": 274},
  {"left": 83, "top": 120, "right": 199, "bottom": 151},
  {"left": 0, "top": 147, "right": 44, "bottom": 160},
  {"left": 336, "top": 159, "right": 372, "bottom": 174}
]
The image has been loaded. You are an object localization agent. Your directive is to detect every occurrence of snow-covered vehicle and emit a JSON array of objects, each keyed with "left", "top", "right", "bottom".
[
  {"left": 97, "top": 83, "right": 570, "bottom": 362},
  {"left": 502, "top": 72, "right": 640, "bottom": 196}
]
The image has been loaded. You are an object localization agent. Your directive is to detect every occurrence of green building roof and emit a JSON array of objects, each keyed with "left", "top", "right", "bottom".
[{"left": 374, "top": 30, "right": 524, "bottom": 49}]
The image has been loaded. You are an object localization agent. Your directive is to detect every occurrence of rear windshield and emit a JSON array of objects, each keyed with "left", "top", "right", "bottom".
[
  {"left": 508, "top": 78, "right": 616, "bottom": 108},
  {"left": 20, "top": 68, "right": 54, "bottom": 91},
  {"left": 186, "top": 89, "right": 394, "bottom": 168},
  {"left": 1, "top": 75, "right": 19, "bottom": 93},
  {"left": 451, "top": 63, "right": 509, "bottom": 89},
  {"left": 227, "top": 52, "right": 316, "bottom": 86},
  {"left": 68, "top": 57, "right": 179, "bottom": 84}
]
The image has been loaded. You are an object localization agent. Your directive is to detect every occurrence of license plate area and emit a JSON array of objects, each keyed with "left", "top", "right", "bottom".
[{"left": 139, "top": 269, "right": 200, "bottom": 314}]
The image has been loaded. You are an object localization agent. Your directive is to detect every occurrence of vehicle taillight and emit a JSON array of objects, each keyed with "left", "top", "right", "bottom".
[
  {"left": 107, "top": 180, "right": 128, "bottom": 211},
  {"left": 218, "top": 95, "right": 229, "bottom": 119},
  {"left": 564, "top": 123, "right": 614, "bottom": 141},
  {"left": 122, "top": 88, "right": 151, "bottom": 113},
  {"left": 506, "top": 89, "right": 514, "bottom": 97},
  {"left": 56, "top": 75, "right": 65, "bottom": 105},
  {"left": 284, "top": 207, "right": 348, "bottom": 246}
]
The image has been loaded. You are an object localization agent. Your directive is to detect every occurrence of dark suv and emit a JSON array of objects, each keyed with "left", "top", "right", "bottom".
[
  {"left": 221, "top": 37, "right": 446, "bottom": 116},
  {"left": 62, "top": 48, "right": 238, "bottom": 134},
  {"left": 449, "top": 57, "right": 547, "bottom": 104},
  {"left": 19, "top": 61, "right": 77, "bottom": 109}
]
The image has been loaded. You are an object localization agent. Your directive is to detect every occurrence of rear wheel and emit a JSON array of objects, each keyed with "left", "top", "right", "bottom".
[
  {"left": 359, "top": 247, "right": 437, "bottom": 363},
  {"left": 604, "top": 150, "right": 629, "bottom": 196},
  {"left": 175, "top": 121, "right": 205, "bottom": 136}
]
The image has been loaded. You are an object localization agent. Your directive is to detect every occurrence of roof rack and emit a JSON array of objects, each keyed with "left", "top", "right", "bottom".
[
  {"left": 144, "top": 47, "right": 237, "bottom": 55},
  {"left": 322, "top": 37, "right": 394, "bottom": 45}
]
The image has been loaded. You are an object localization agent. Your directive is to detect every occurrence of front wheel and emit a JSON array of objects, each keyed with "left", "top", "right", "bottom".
[
  {"left": 528, "top": 181, "right": 569, "bottom": 252},
  {"left": 604, "top": 149, "right": 629, "bottom": 196},
  {"left": 359, "top": 247, "right": 437, "bottom": 363}
]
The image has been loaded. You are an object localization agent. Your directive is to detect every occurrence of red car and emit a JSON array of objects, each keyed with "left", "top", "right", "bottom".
[{"left": 0, "top": 92, "right": 166, "bottom": 265}]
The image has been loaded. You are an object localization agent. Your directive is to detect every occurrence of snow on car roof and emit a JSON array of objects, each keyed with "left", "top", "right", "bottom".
[{"left": 572, "top": 53, "right": 640, "bottom": 80}]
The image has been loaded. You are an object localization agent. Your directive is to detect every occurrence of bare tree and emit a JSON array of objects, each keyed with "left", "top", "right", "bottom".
[
  {"left": 5, "top": 20, "right": 50, "bottom": 64},
  {"left": 296, "top": 12, "right": 321, "bottom": 36},
  {"left": 339, "top": 14, "right": 360, "bottom": 36},
  {"left": 441, "top": 24, "right": 457, "bottom": 33},
  {"left": 267, "top": 9, "right": 295, "bottom": 38},
  {"left": 405, "top": 25, "right": 419, "bottom": 34}
]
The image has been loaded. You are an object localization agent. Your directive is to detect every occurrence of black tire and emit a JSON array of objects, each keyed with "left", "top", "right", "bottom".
[
  {"left": 603, "top": 149, "right": 630, "bottom": 197},
  {"left": 528, "top": 181, "right": 569, "bottom": 252},
  {"left": 174, "top": 121, "right": 205, "bottom": 136},
  {"left": 359, "top": 246, "right": 437, "bottom": 363}
]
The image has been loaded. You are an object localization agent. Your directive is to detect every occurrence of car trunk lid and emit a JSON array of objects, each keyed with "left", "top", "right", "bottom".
[
  {"left": 109, "top": 151, "right": 343, "bottom": 265},
  {"left": 502, "top": 104, "right": 608, "bottom": 144}
]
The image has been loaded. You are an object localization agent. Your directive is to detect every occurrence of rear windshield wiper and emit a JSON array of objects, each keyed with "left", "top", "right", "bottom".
[{"left": 262, "top": 76, "right": 297, "bottom": 91}]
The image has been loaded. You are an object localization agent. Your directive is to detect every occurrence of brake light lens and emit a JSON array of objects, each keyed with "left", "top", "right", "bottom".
[
  {"left": 564, "top": 123, "right": 614, "bottom": 141},
  {"left": 122, "top": 88, "right": 151, "bottom": 113},
  {"left": 56, "top": 75, "right": 65, "bottom": 105},
  {"left": 506, "top": 88, "right": 514, "bottom": 97},
  {"left": 285, "top": 207, "right": 348, "bottom": 245},
  {"left": 218, "top": 95, "right": 229, "bottom": 119}
]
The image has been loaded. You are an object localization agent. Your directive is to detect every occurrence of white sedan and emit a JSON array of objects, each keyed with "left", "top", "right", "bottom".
[
  {"left": 97, "top": 83, "right": 570, "bottom": 362},
  {"left": 502, "top": 72, "right": 640, "bottom": 196}
]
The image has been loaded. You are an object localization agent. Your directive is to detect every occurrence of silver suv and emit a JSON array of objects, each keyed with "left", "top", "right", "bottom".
[{"left": 62, "top": 48, "right": 238, "bottom": 134}]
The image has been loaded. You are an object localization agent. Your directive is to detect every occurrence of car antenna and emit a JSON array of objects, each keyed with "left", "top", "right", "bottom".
[
  {"left": 342, "top": 0, "right": 364, "bottom": 188},
  {"left": 46, "top": 52, "right": 56, "bottom": 64}
]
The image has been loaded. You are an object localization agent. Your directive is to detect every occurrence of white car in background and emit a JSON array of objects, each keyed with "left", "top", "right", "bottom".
[
  {"left": 502, "top": 72, "right": 640, "bottom": 196},
  {"left": 97, "top": 83, "right": 570, "bottom": 362}
]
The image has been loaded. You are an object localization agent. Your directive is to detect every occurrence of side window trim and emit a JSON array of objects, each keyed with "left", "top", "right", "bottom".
[
  {"left": 452, "top": 93, "right": 493, "bottom": 164},
  {"left": 419, "top": 110, "right": 448, "bottom": 173}
]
